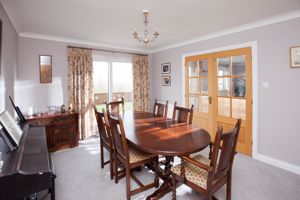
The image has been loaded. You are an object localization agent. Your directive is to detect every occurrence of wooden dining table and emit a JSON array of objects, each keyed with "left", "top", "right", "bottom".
[{"left": 121, "top": 111, "right": 211, "bottom": 200}]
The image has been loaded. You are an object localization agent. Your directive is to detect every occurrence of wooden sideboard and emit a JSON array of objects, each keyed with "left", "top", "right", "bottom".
[{"left": 26, "top": 112, "right": 79, "bottom": 152}]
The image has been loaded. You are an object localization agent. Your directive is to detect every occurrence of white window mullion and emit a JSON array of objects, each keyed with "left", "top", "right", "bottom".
[{"left": 108, "top": 60, "right": 113, "bottom": 101}]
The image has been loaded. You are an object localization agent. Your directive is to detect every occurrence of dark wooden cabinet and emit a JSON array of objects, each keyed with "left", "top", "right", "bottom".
[{"left": 27, "top": 112, "right": 79, "bottom": 152}]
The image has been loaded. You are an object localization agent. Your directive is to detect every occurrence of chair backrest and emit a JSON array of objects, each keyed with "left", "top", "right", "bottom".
[
  {"left": 172, "top": 102, "right": 194, "bottom": 124},
  {"left": 209, "top": 119, "right": 242, "bottom": 181},
  {"left": 94, "top": 105, "right": 110, "bottom": 143},
  {"left": 153, "top": 99, "right": 168, "bottom": 117},
  {"left": 109, "top": 113, "right": 129, "bottom": 163},
  {"left": 105, "top": 97, "right": 125, "bottom": 114}
]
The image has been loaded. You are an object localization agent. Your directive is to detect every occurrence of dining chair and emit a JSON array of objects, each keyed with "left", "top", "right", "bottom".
[
  {"left": 93, "top": 106, "right": 114, "bottom": 180},
  {"left": 109, "top": 113, "right": 159, "bottom": 200},
  {"left": 171, "top": 119, "right": 242, "bottom": 200},
  {"left": 105, "top": 97, "right": 125, "bottom": 114},
  {"left": 172, "top": 102, "right": 194, "bottom": 124},
  {"left": 153, "top": 99, "right": 169, "bottom": 117}
]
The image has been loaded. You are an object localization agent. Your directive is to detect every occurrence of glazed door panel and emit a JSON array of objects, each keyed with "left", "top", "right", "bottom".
[
  {"left": 185, "top": 54, "right": 213, "bottom": 138},
  {"left": 185, "top": 47, "right": 252, "bottom": 156},
  {"left": 212, "top": 48, "right": 252, "bottom": 155}
]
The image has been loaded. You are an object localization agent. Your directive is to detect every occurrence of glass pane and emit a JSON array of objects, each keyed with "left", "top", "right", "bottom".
[
  {"left": 217, "top": 57, "right": 230, "bottom": 76},
  {"left": 189, "top": 78, "right": 198, "bottom": 93},
  {"left": 232, "top": 98, "right": 246, "bottom": 120},
  {"left": 189, "top": 96, "right": 209, "bottom": 113},
  {"left": 199, "top": 78, "right": 208, "bottom": 95},
  {"left": 93, "top": 61, "right": 109, "bottom": 105},
  {"left": 232, "top": 77, "right": 246, "bottom": 97},
  {"left": 199, "top": 60, "right": 208, "bottom": 76},
  {"left": 189, "top": 61, "right": 198, "bottom": 77},
  {"left": 218, "top": 97, "right": 230, "bottom": 117},
  {"left": 232, "top": 55, "right": 246, "bottom": 76},
  {"left": 218, "top": 77, "right": 230, "bottom": 97},
  {"left": 112, "top": 62, "right": 133, "bottom": 111},
  {"left": 199, "top": 96, "right": 209, "bottom": 113},
  {"left": 189, "top": 96, "right": 199, "bottom": 111}
]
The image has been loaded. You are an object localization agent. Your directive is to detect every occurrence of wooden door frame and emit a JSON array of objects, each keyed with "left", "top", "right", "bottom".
[{"left": 181, "top": 41, "right": 258, "bottom": 158}]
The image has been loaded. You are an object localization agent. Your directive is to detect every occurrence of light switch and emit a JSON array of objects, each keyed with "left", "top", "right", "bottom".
[{"left": 262, "top": 82, "right": 270, "bottom": 88}]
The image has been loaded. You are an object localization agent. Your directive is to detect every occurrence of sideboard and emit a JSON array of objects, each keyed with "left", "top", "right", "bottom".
[{"left": 26, "top": 112, "right": 79, "bottom": 152}]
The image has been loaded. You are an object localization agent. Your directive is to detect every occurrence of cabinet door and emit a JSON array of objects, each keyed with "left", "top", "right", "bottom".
[{"left": 51, "top": 123, "right": 75, "bottom": 146}]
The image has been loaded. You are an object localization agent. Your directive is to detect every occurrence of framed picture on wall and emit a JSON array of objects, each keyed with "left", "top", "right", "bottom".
[
  {"left": 162, "top": 76, "right": 171, "bottom": 86},
  {"left": 39, "top": 55, "right": 52, "bottom": 83},
  {"left": 161, "top": 63, "right": 171, "bottom": 74},
  {"left": 290, "top": 46, "right": 300, "bottom": 68}
]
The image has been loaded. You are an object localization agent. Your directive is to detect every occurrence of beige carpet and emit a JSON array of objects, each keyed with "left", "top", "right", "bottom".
[{"left": 39, "top": 137, "right": 300, "bottom": 200}]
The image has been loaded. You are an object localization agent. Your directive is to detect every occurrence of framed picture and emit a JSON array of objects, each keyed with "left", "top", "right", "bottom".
[
  {"left": 290, "top": 46, "right": 300, "bottom": 68},
  {"left": 39, "top": 55, "right": 52, "bottom": 83},
  {"left": 161, "top": 63, "right": 171, "bottom": 74},
  {"left": 162, "top": 76, "right": 171, "bottom": 86}
]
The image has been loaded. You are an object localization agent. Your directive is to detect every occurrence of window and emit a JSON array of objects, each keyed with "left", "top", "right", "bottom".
[{"left": 93, "top": 57, "right": 133, "bottom": 112}]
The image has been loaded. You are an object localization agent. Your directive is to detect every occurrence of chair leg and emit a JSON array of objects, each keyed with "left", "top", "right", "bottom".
[
  {"left": 126, "top": 168, "right": 131, "bottom": 200},
  {"left": 100, "top": 141, "right": 104, "bottom": 169},
  {"left": 109, "top": 151, "right": 114, "bottom": 180},
  {"left": 209, "top": 142, "right": 213, "bottom": 159},
  {"left": 154, "top": 160, "right": 159, "bottom": 188},
  {"left": 114, "top": 156, "right": 119, "bottom": 184},
  {"left": 207, "top": 192, "right": 213, "bottom": 200},
  {"left": 226, "top": 173, "right": 232, "bottom": 200},
  {"left": 172, "top": 176, "right": 176, "bottom": 200}
]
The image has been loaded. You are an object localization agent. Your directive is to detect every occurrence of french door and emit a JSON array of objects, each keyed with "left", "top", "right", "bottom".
[
  {"left": 185, "top": 47, "right": 252, "bottom": 155},
  {"left": 93, "top": 59, "right": 133, "bottom": 111}
]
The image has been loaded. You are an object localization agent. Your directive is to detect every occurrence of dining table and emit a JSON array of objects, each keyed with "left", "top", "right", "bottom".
[{"left": 121, "top": 111, "right": 211, "bottom": 200}]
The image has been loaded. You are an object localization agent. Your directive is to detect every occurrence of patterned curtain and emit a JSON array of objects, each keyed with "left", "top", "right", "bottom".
[
  {"left": 68, "top": 47, "right": 95, "bottom": 139},
  {"left": 132, "top": 55, "right": 150, "bottom": 112}
]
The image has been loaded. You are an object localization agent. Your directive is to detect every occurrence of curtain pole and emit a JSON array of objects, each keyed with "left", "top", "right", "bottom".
[{"left": 67, "top": 45, "right": 148, "bottom": 56}]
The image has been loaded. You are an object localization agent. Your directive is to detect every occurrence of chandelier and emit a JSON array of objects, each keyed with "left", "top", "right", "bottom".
[{"left": 133, "top": 10, "right": 159, "bottom": 45}]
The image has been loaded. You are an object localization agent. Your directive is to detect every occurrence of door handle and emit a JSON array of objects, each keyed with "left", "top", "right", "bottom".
[{"left": 209, "top": 96, "right": 212, "bottom": 104}]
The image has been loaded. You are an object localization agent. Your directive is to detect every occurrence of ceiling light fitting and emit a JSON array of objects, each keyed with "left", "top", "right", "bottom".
[{"left": 133, "top": 10, "right": 159, "bottom": 45}]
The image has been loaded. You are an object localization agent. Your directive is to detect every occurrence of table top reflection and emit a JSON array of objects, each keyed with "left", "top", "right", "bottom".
[{"left": 121, "top": 111, "right": 211, "bottom": 156}]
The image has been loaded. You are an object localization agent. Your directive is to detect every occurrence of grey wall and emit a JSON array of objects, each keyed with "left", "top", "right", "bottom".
[
  {"left": 150, "top": 18, "right": 300, "bottom": 167},
  {"left": 0, "top": 3, "right": 18, "bottom": 114},
  {"left": 16, "top": 37, "right": 68, "bottom": 112}
]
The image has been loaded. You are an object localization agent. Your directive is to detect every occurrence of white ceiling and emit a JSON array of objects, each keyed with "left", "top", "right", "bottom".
[{"left": 1, "top": 0, "right": 300, "bottom": 52}]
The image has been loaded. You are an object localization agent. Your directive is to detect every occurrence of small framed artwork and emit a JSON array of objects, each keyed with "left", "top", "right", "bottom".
[
  {"left": 162, "top": 76, "right": 171, "bottom": 86},
  {"left": 161, "top": 63, "right": 171, "bottom": 74},
  {"left": 39, "top": 55, "right": 52, "bottom": 83},
  {"left": 290, "top": 46, "right": 300, "bottom": 68}
]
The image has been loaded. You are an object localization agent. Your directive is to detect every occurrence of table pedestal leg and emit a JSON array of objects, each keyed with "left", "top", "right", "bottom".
[{"left": 146, "top": 156, "right": 173, "bottom": 200}]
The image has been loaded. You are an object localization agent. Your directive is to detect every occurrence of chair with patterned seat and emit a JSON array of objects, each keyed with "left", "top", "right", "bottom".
[
  {"left": 171, "top": 119, "right": 242, "bottom": 200},
  {"left": 172, "top": 102, "right": 194, "bottom": 124},
  {"left": 109, "top": 113, "right": 159, "bottom": 200},
  {"left": 93, "top": 106, "right": 114, "bottom": 179},
  {"left": 153, "top": 98, "right": 168, "bottom": 117}
]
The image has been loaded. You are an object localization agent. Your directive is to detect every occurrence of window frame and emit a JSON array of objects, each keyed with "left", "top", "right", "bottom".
[{"left": 93, "top": 55, "right": 133, "bottom": 104}]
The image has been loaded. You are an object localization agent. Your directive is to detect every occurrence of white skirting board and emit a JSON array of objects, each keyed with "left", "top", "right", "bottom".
[{"left": 253, "top": 153, "right": 300, "bottom": 176}]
